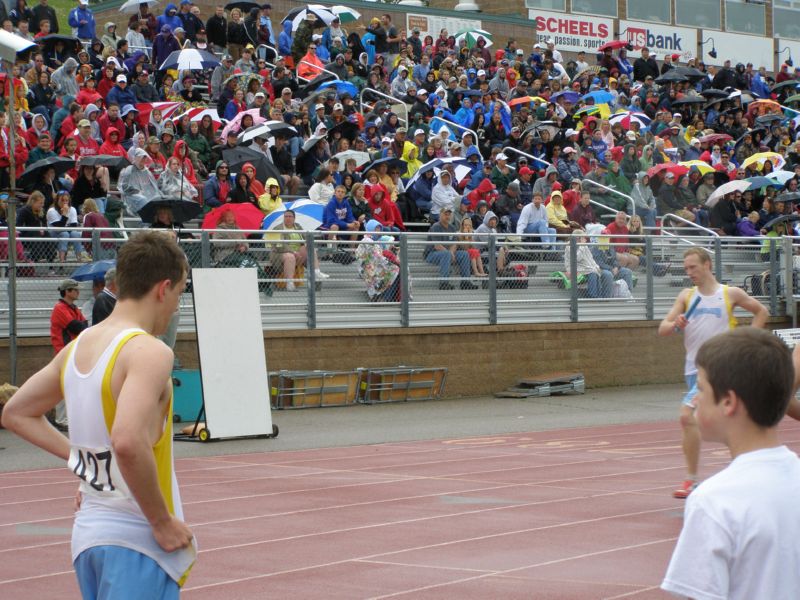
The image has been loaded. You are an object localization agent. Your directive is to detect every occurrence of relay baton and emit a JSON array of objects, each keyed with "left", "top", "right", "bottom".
[{"left": 674, "top": 295, "right": 701, "bottom": 333}]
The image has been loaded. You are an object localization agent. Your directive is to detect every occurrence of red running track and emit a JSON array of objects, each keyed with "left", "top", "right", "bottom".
[{"left": 2, "top": 420, "right": 799, "bottom": 599}]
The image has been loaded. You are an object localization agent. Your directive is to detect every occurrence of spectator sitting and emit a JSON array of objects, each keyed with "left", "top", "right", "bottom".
[
  {"left": 591, "top": 228, "right": 634, "bottom": 293},
  {"left": 323, "top": 185, "right": 359, "bottom": 234},
  {"left": 411, "top": 168, "right": 436, "bottom": 216},
  {"left": 710, "top": 192, "right": 739, "bottom": 236},
  {"left": 546, "top": 190, "right": 580, "bottom": 234},
  {"left": 564, "top": 229, "right": 614, "bottom": 299},
  {"left": 258, "top": 178, "right": 284, "bottom": 215},
  {"left": 423, "top": 206, "right": 476, "bottom": 291},
  {"left": 570, "top": 191, "right": 597, "bottom": 229},
  {"left": 737, "top": 211, "right": 762, "bottom": 237},
  {"left": 159, "top": 156, "right": 199, "bottom": 202},
  {"left": 474, "top": 209, "right": 507, "bottom": 273},
  {"left": 430, "top": 170, "right": 460, "bottom": 221},
  {"left": 46, "top": 191, "right": 89, "bottom": 263},
  {"left": 517, "top": 191, "right": 556, "bottom": 248},
  {"left": 16, "top": 191, "right": 54, "bottom": 263},
  {"left": 367, "top": 183, "right": 405, "bottom": 231},
  {"left": 229, "top": 171, "right": 257, "bottom": 206},
  {"left": 349, "top": 183, "right": 371, "bottom": 228},
  {"left": 356, "top": 220, "right": 401, "bottom": 302},
  {"left": 213, "top": 208, "right": 249, "bottom": 264},
  {"left": 631, "top": 172, "right": 657, "bottom": 228},
  {"left": 603, "top": 211, "right": 640, "bottom": 269},
  {"left": 119, "top": 148, "right": 160, "bottom": 215},
  {"left": 80, "top": 198, "right": 115, "bottom": 259},
  {"left": 264, "top": 208, "right": 328, "bottom": 291},
  {"left": 309, "top": 168, "right": 335, "bottom": 205}
]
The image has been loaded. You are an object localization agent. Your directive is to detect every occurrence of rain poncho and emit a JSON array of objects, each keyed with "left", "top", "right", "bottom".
[
  {"left": 119, "top": 148, "right": 161, "bottom": 215},
  {"left": 356, "top": 220, "right": 400, "bottom": 301},
  {"left": 51, "top": 58, "right": 79, "bottom": 97}
]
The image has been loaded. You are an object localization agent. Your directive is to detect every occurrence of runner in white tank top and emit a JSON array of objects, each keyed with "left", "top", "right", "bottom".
[
  {"left": 658, "top": 248, "right": 767, "bottom": 499},
  {"left": 2, "top": 232, "right": 195, "bottom": 598}
]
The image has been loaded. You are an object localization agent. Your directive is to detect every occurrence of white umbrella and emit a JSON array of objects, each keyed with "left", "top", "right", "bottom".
[
  {"left": 238, "top": 121, "right": 298, "bottom": 143},
  {"left": 158, "top": 49, "right": 221, "bottom": 71},
  {"left": 330, "top": 5, "right": 361, "bottom": 24},
  {"left": 434, "top": 164, "right": 472, "bottom": 185},
  {"left": 768, "top": 170, "right": 796, "bottom": 185},
  {"left": 119, "top": 0, "right": 158, "bottom": 14},
  {"left": 705, "top": 180, "right": 751, "bottom": 208},
  {"left": 284, "top": 5, "right": 336, "bottom": 31},
  {"left": 333, "top": 150, "right": 371, "bottom": 170}
]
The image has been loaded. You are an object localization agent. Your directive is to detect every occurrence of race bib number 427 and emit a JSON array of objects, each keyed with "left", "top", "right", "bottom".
[{"left": 68, "top": 446, "right": 130, "bottom": 497}]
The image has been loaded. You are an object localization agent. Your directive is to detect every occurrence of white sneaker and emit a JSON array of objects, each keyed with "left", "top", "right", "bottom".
[
  {"left": 315, "top": 269, "right": 330, "bottom": 280},
  {"left": 286, "top": 281, "right": 297, "bottom": 291}
]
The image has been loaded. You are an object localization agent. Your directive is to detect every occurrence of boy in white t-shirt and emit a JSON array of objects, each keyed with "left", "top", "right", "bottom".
[{"left": 662, "top": 328, "right": 800, "bottom": 600}]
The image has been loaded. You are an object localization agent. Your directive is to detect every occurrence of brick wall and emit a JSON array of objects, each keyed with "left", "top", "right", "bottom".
[{"left": 3, "top": 321, "right": 691, "bottom": 397}]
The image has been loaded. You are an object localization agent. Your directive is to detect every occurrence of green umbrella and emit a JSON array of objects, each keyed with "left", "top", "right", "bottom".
[
  {"left": 784, "top": 94, "right": 800, "bottom": 105},
  {"left": 330, "top": 5, "right": 360, "bottom": 24},
  {"left": 453, "top": 28, "right": 493, "bottom": 49}
]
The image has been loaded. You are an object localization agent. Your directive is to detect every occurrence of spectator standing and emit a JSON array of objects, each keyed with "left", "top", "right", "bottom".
[
  {"left": 178, "top": 0, "right": 202, "bottom": 42},
  {"left": 91, "top": 268, "right": 117, "bottom": 325},
  {"left": 31, "top": 0, "right": 57, "bottom": 34},
  {"left": 49, "top": 278, "right": 89, "bottom": 429},
  {"left": 68, "top": 0, "right": 95, "bottom": 42},
  {"left": 205, "top": 5, "right": 227, "bottom": 54}
]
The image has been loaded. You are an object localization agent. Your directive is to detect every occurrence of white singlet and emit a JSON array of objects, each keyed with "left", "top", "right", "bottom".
[{"left": 683, "top": 285, "right": 736, "bottom": 376}]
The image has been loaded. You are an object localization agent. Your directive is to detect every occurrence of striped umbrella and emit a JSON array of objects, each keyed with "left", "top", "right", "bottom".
[
  {"left": 608, "top": 111, "right": 651, "bottom": 130},
  {"left": 261, "top": 199, "right": 324, "bottom": 232},
  {"left": 453, "top": 28, "right": 493, "bottom": 49},
  {"left": 679, "top": 160, "right": 714, "bottom": 175},
  {"left": 283, "top": 5, "right": 336, "bottom": 31},
  {"left": 330, "top": 5, "right": 361, "bottom": 24},
  {"left": 173, "top": 107, "right": 223, "bottom": 131},
  {"left": 158, "top": 49, "right": 220, "bottom": 71}
]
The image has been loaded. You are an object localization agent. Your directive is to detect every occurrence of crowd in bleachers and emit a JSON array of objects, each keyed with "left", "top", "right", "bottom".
[{"left": 1, "top": 0, "right": 800, "bottom": 297}]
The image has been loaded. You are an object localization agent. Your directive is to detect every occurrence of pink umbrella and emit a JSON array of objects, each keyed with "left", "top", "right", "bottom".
[{"left": 220, "top": 109, "right": 266, "bottom": 141}]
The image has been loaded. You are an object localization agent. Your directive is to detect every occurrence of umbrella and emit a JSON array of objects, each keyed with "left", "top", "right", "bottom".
[
  {"left": 550, "top": 90, "right": 580, "bottom": 104},
  {"left": 316, "top": 80, "right": 358, "bottom": 98},
  {"left": 742, "top": 152, "right": 785, "bottom": 171},
  {"left": 36, "top": 34, "right": 81, "bottom": 48},
  {"left": 159, "top": 49, "right": 220, "bottom": 71},
  {"left": 764, "top": 214, "right": 800, "bottom": 230},
  {"left": 698, "top": 133, "right": 732, "bottom": 145},
  {"left": 750, "top": 99, "right": 782, "bottom": 111},
  {"left": 706, "top": 180, "right": 751, "bottom": 207},
  {"left": 598, "top": 40, "right": 632, "bottom": 52},
  {"left": 223, "top": 71, "right": 263, "bottom": 89},
  {"left": 78, "top": 155, "right": 129, "bottom": 169},
  {"left": 608, "top": 112, "right": 651, "bottom": 130},
  {"left": 138, "top": 198, "right": 203, "bottom": 223},
  {"left": 756, "top": 114, "right": 786, "bottom": 127},
  {"left": 671, "top": 97, "right": 706, "bottom": 106},
  {"left": 17, "top": 156, "right": 74, "bottom": 189},
  {"left": 219, "top": 108, "right": 266, "bottom": 140},
  {"left": 655, "top": 71, "right": 687, "bottom": 84},
  {"left": 772, "top": 80, "right": 800, "bottom": 92},
  {"left": 298, "top": 73, "right": 338, "bottom": 98},
  {"left": 700, "top": 89, "right": 729, "bottom": 99},
  {"left": 406, "top": 157, "right": 469, "bottom": 188},
  {"left": 70, "top": 259, "right": 116, "bottom": 282},
  {"left": 360, "top": 156, "right": 406, "bottom": 176},
  {"left": 238, "top": 121, "right": 298, "bottom": 143},
  {"left": 301, "top": 135, "right": 327, "bottom": 154},
  {"left": 327, "top": 121, "right": 360, "bottom": 141},
  {"left": 333, "top": 150, "right": 371, "bottom": 170},
  {"left": 223, "top": 146, "right": 284, "bottom": 188},
  {"left": 679, "top": 160, "right": 714, "bottom": 176},
  {"left": 768, "top": 171, "right": 797, "bottom": 185},
  {"left": 776, "top": 192, "right": 800, "bottom": 204},
  {"left": 433, "top": 164, "right": 471, "bottom": 185},
  {"left": 745, "top": 176, "right": 784, "bottom": 191},
  {"left": 453, "top": 28, "right": 493, "bottom": 49},
  {"left": 283, "top": 5, "right": 336, "bottom": 30},
  {"left": 508, "top": 96, "right": 547, "bottom": 108},
  {"left": 224, "top": 1, "right": 259, "bottom": 11},
  {"left": 261, "top": 199, "right": 324, "bottom": 231},
  {"left": 784, "top": 94, "right": 800, "bottom": 105},
  {"left": 119, "top": 0, "right": 158, "bottom": 13},
  {"left": 522, "top": 121, "right": 560, "bottom": 139},
  {"left": 673, "top": 66, "right": 706, "bottom": 82},
  {"left": 574, "top": 104, "right": 610, "bottom": 119},
  {"left": 581, "top": 90, "right": 613, "bottom": 104},
  {"left": 202, "top": 203, "right": 265, "bottom": 232},
  {"left": 174, "top": 107, "right": 223, "bottom": 131},
  {"left": 329, "top": 5, "right": 361, "bottom": 24},
  {"left": 647, "top": 163, "right": 689, "bottom": 179}
]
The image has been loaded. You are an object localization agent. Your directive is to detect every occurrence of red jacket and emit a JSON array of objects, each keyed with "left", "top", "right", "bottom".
[
  {"left": 50, "top": 299, "right": 88, "bottom": 354},
  {"left": 367, "top": 183, "right": 405, "bottom": 230},
  {"left": 466, "top": 179, "right": 497, "bottom": 211},
  {"left": 99, "top": 128, "right": 126, "bottom": 157},
  {"left": 603, "top": 222, "right": 630, "bottom": 253}
]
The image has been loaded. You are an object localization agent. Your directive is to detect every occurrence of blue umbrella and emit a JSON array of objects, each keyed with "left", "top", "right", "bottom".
[
  {"left": 316, "top": 80, "right": 359, "bottom": 98},
  {"left": 746, "top": 176, "right": 784, "bottom": 191},
  {"left": 71, "top": 259, "right": 116, "bottom": 282},
  {"left": 360, "top": 156, "right": 406, "bottom": 176},
  {"left": 581, "top": 90, "right": 614, "bottom": 105},
  {"left": 551, "top": 90, "right": 580, "bottom": 104},
  {"left": 261, "top": 199, "right": 324, "bottom": 231}
]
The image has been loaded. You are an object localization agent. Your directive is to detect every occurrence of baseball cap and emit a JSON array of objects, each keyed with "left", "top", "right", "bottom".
[
  {"left": 673, "top": 112, "right": 682, "bottom": 118},
  {"left": 414, "top": 128, "right": 425, "bottom": 137},
  {"left": 516, "top": 48, "right": 524, "bottom": 55},
  {"left": 550, "top": 190, "right": 562, "bottom": 198},
  {"left": 333, "top": 103, "right": 343, "bottom": 110},
  {"left": 417, "top": 88, "right": 428, "bottom": 96},
  {"left": 58, "top": 278, "right": 80, "bottom": 291},
  {"left": 116, "top": 74, "right": 127, "bottom": 83},
  {"left": 477, "top": 69, "right": 486, "bottom": 77},
  {"left": 254, "top": 91, "right": 265, "bottom": 99},
  {"left": 78, "top": 119, "right": 90, "bottom": 128},
  {"left": 562, "top": 147, "right": 576, "bottom": 154},
  {"left": 496, "top": 153, "right": 508, "bottom": 160},
  {"left": 314, "top": 103, "right": 324, "bottom": 111},
  {"left": 565, "top": 128, "right": 577, "bottom": 137},
  {"left": 396, "top": 127, "right": 407, "bottom": 134},
  {"left": 461, "top": 197, "right": 471, "bottom": 205},
  {"left": 147, "top": 136, "right": 160, "bottom": 145},
  {"left": 519, "top": 167, "right": 534, "bottom": 177},
  {"left": 281, "top": 87, "right": 292, "bottom": 95},
  {"left": 626, "top": 131, "right": 637, "bottom": 140},
  {"left": 174, "top": 27, "right": 185, "bottom": 34},
  {"left": 442, "top": 206, "right": 454, "bottom": 213},
  {"left": 665, "top": 171, "right": 675, "bottom": 179},
  {"left": 690, "top": 138, "right": 700, "bottom": 146}
]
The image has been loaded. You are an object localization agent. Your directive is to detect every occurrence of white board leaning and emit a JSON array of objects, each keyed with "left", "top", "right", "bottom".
[{"left": 191, "top": 268, "right": 272, "bottom": 440}]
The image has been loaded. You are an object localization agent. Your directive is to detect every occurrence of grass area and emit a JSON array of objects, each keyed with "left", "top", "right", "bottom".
[{"left": 50, "top": 0, "right": 77, "bottom": 33}]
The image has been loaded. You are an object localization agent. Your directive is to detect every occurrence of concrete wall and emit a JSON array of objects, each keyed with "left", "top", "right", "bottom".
[{"left": 3, "top": 321, "right": 689, "bottom": 397}]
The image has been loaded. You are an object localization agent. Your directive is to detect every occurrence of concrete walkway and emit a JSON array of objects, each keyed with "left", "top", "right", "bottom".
[{"left": 0, "top": 383, "right": 682, "bottom": 472}]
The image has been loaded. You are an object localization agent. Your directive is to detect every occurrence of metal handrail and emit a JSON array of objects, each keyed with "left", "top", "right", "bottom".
[
  {"left": 779, "top": 104, "right": 800, "bottom": 115},
  {"left": 661, "top": 212, "right": 719, "bottom": 238},
  {"left": 501, "top": 147, "right": 552, "bottom": 169},
  {"left": 256, "top": 44, "right": 278, "bottom": 63},
  {"left": 359, "top": 87, "right": 409, "bottom": 126},
  {"left": 429, "top": 116, "right": 478, "bottom": 146},
  {"left": 298, "top": 61, "right": 340, "bottom": 82},
  {"left": 580, "top": 179, "right": 636, "bottom": 218}
]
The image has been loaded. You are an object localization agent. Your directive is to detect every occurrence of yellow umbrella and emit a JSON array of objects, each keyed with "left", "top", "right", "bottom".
[
  {"left": 741, "top": 152, "right": 785, "bottom": 171},
  {"left": 679, "top": 160, "right": 714, "bottom": 175}
]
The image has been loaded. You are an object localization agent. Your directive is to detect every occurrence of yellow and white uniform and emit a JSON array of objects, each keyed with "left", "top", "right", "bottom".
[
  {"left": 683, "top": 285, "right": 737, "bottom": 377},
  {"left": 62, "top": 328, "right": 196, "bottom": 585}
]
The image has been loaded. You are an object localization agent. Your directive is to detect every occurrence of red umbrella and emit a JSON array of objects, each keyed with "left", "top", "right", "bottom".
[
  {"left": 698, "top": 133, "right": 732, "bottom": 145},
  {"left": 598, "top": 40, "right": 631, "bottom": 53},
  {"left": 202, "top": 203, "right": 265, "bottom": 231},
  {"left": 647, "top": 163, "right": 689, "bottom": 179}
]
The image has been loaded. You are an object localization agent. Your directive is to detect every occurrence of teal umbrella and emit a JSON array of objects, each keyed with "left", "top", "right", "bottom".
[{"left": 330, "top": 5, "right": 360, "bottom": 24}]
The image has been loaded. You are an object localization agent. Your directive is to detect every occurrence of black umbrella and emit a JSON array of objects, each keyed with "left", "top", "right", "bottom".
[
  {"left": 673, "top": 66, "right": 706, "bottom": 82},
  {"left": 138, "top": 198, "right": 203, "bottom": 223},
  {"left": 238, "top": 121, "right": 298, "bottom": 143},
  {"left": 298, "top": 73, "right": 337, "bottom": 99},
  {"left": 756, "top": 114, "right": 786, "bottom": 127},
  {"left": 360, "top": 156, "right": 406, "bottom": 175},
  {"left": 700, "top": 89, "right": 729, "bottom": 99},
  {"left": 327, "top": 121, "right": 360, "bottom": 141},
  {"left": 771, "top": 80, "right": 800, "bottom": 93},
  {"left": 655, "top": 71, "right": 688, "bottom": 84},
  {"left": 671, "top": 97, "right": 706, "bottom": 106},
  {"left": 523, "top": 121, "right": 561, "bottom": 139},
  {"left": 17, "top": 156, "right": 74, "bottom": 189},
  {"left": 223, "top": 146, "right": 284, "bottom": 190},
  {"left": 224, "top": 1, "right": 260, "bottom": 11},
  {"left": 776, "top": 192, "right": 800, "bottom": 204},
  {"left": 79, "top": 154, "right": 130, "bottom": 169},
  {"left": 37, "top": 34, "right": 81, "bottom": 51},
  {"left": 301, "top": 135, "right": 327, "bottom": 154},
  {"left": 763, "top": 214, "right": 800, "bottom": 230}
]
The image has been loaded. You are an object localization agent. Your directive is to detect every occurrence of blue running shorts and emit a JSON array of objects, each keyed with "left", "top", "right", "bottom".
[
  {"left": 75, "top": 545, "right": 179, "bottom": 600},
  {"left": 682, "top": 374, "right": 698, "bottom": 408}
]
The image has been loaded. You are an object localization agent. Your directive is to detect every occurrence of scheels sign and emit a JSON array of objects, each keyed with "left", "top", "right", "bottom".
[{"left": 529, "top": 10, "right": 613, "bottom": 53}]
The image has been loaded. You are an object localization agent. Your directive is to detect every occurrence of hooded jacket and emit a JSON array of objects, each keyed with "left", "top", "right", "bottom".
[
  {"left": 532, "top": 165, "right": 558, "bottom": 198},
  {"left": 631, "top": 172, "right": 656, "bottom": 211},
  {"left": 475, "top": 210, "right": 498, "bottom": 236},
  {"left": 466, "top": 179, "right": 496, "bottom": 211},
  {"left": 278, "top": 20, "right": 293, "bottom": 57},
  {"left": 430, "top": 174, "right": 460, "bottom": 217},
  {"left": 157, "top": 3, "right": 182, "bottom": 33},
  {"left": 171, "top": 140, "right": 198, "bottom": 186},
  {"left": 51, "top": 58, "right": 79, "bottom": 97},
  {"left": 119, "top": 149, "right": 161, "bottom": 207},
  {"left": 257, "top": 178, "right": 284, "bottom": 214},
  {"left": 99, "top": 127, "right": 126, "bottom": 157},
  {"left": 367, "top": 183, "right": 405, "bottom": 230}
]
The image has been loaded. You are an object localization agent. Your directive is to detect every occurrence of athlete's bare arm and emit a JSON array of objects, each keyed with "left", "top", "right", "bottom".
[
  {"left": 786, "top": 346, "right": 800, "bottom": 422},
  {"left": 658, "top": 289, "right": 690, "bottom": 336},
  {"left": 111, "top": 335, "right": 193, "bottom": 553},
  {"left": 1, "top": 350, "right": 71, "bottom": 461},
  {"left": 728, "top": 287, "right": 768, "bottom": 328}
]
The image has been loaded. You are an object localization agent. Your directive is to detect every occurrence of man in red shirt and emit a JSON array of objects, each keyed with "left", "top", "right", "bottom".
[
  {"left": 603, "top": 211, "right": 639, "bottom": 269},
  {"left": 72, "top": 119, "right": 100, "bottom": 157},
  {"left": 97, "top": 103, "right": 125, "bottom": 140},
  {"left": 49, "top": 279, "right": 88, "bottom": 430}
]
